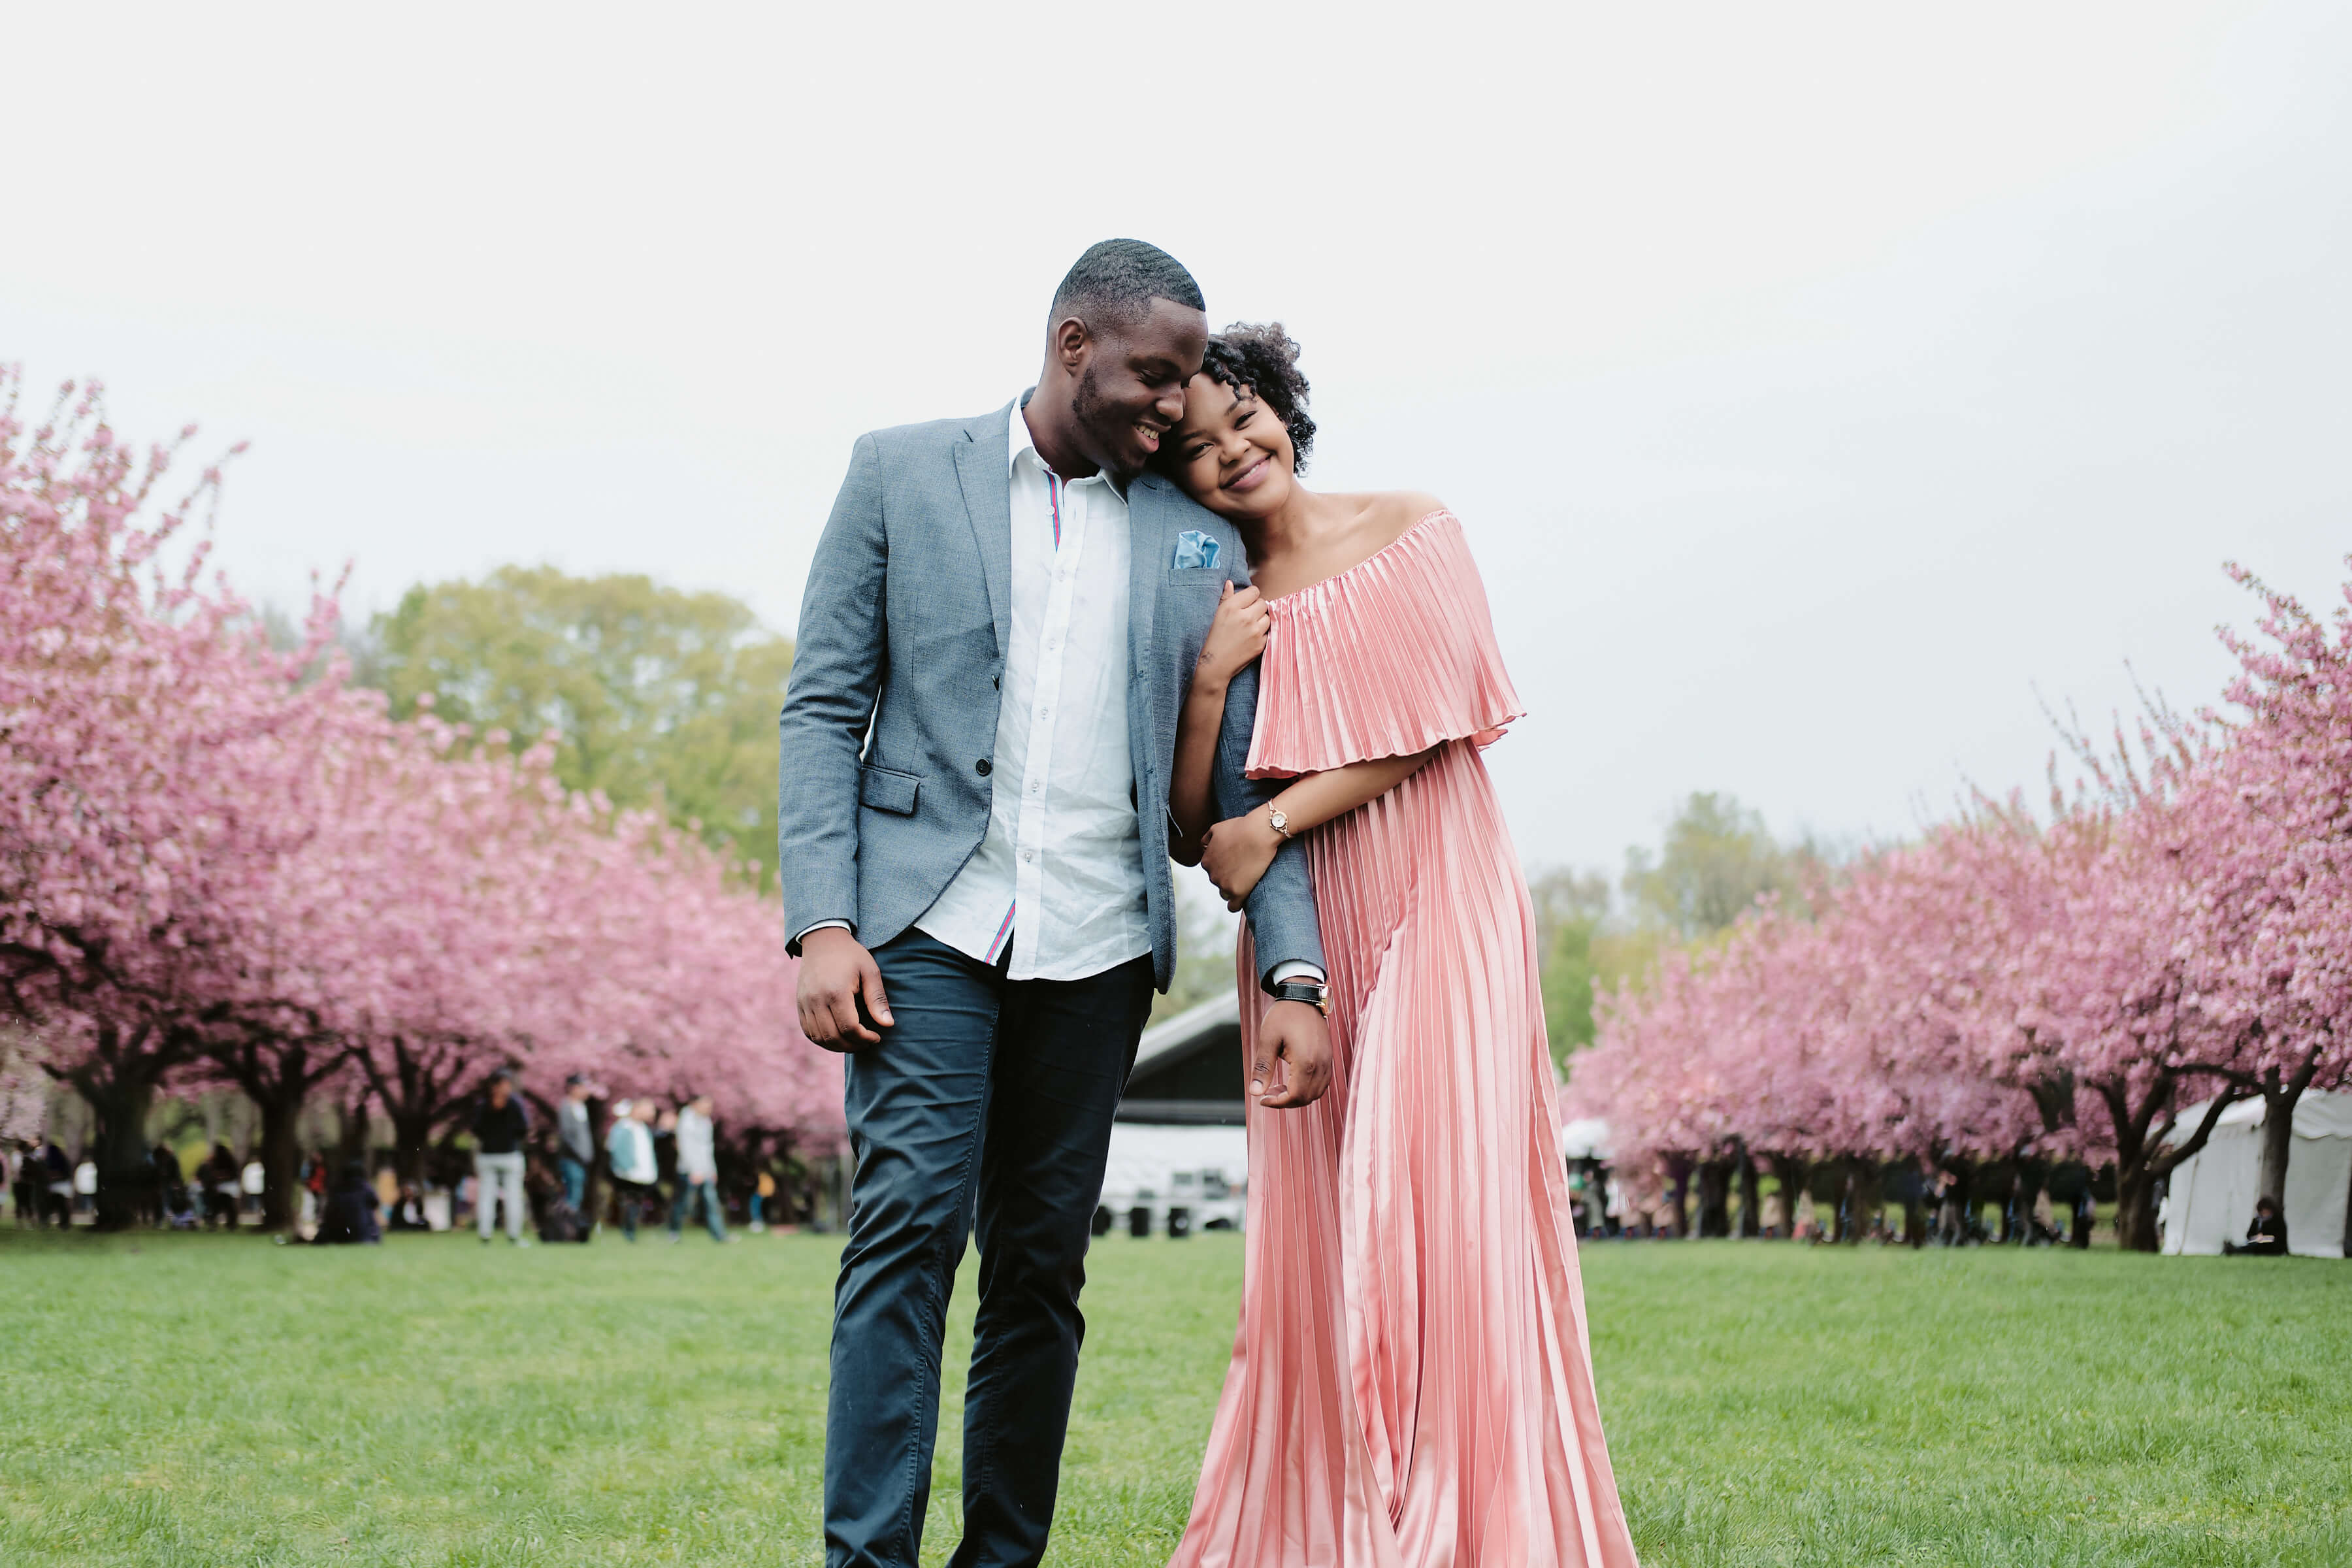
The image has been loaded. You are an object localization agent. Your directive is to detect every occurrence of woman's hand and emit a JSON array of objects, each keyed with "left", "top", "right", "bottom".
[
  {"left": 1201, "top": 808, "right": 1283, "bottom": 911},
  {"left": 1194, "top": 581, "right": 1270, "bottom": 694}
]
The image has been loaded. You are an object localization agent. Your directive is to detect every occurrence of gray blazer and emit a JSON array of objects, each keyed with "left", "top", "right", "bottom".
[{"left": 777, "top": 398, "right": 1322, "bottom": 992}]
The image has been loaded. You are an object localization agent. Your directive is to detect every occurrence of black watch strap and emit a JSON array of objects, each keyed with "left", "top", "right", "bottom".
[{"left": 1271, "top": 979, "right": 1330, "bottom": 1016}]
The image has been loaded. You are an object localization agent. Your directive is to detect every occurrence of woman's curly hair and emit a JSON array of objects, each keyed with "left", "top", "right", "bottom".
[{"left": 1198, "top": 321, "right": 1316, "bottom": 474}]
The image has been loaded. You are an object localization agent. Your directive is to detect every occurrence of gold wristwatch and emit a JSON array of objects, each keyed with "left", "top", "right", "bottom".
[{"left": 1267, "top": 805, "right": 1293, "bottom": 840}]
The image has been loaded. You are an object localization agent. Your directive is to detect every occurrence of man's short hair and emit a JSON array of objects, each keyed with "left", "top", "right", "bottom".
[{"left": 1050, "top": 239, "right": 1204, "bottom": 332}]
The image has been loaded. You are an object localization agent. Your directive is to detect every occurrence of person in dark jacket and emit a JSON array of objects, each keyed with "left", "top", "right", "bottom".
[
  {"left": 385, "top": 1181, "right": 432, "bottom": 1232},
  {"left": 152, "top": 1142, "right": 195, "bottom": 1227},
  {"left": 472, "top": 1070, "right": 532, "bottom": 1246},
  {"left": 39, "top": 1139, "right": 73, "bottom": 1228},
  {"left": 2225, "top": 1197, "right": 2290, "bottom": 1256},
  {"left": 195, "top": 1143, "right": 240, "bottom": 1229},
  {"left": 313, "top": 1160, "right": 382, "bottom": 1245}
]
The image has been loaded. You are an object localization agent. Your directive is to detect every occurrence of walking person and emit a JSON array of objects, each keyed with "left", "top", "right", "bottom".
[
  {"left": 198, "top": 1143, "right": 241, "bottom": 1230},
  {"left": 777, "top": 239, "right": 1328, "bottom": 1568},
  {"left": 555, "top": 1075, "right": 596, "bottom": 1215},
  {"left": 1158, "top": 323, "right": 1639, "bottom": 1565},
  {"left": 471, "top": 1070, "right": 531, "bottom": 1247},
  {"left": 606, "top": 1100, "right": 660, "bottom": 1241},
  {"left": 667, "top": 1094, "right": 731, "bottom": 1243}
]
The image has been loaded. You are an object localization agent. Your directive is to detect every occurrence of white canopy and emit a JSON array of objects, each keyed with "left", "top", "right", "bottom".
[
  {"left": 2161, "top": 1090, "right": 2352, "bottom": 1258},
  {"left": 1559, "top": 1118, "right": 1613, "bottom": 1162},
  {"left": 1098, "top": 1122, "right": 1249, "bottom": 1232}
]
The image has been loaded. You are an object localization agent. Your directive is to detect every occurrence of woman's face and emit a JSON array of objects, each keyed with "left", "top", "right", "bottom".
[{"left": 1168, "top": 376, "right": 1294, "bottom": 523}]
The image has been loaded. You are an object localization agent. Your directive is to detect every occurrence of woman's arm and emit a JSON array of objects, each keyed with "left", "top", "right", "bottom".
[
  {"left": 1198, "top": 747, "right": 1439, "bottom": 909},
  {"left": 1169, "top": 581, "right": 1272, "bottom": 865}
]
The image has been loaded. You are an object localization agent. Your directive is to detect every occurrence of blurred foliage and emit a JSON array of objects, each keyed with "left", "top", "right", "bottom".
[
  {"left": 1535, "top": 792, "right": 1837, "bottom": 1073},
  {"left": 367, "top": 566, "right": 792, "bottom": 883}
]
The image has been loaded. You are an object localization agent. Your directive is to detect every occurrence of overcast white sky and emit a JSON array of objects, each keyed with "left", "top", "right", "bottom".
[{"left": 6, "top": 4, "right": 2347, "bottom": 875}]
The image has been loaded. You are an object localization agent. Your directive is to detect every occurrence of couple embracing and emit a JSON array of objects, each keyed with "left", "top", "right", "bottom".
[{"left": 778, "top": 240, "right": 1638, "bottom": 1568}]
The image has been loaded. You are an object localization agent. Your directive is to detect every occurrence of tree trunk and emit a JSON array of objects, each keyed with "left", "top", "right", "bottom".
[
  {"left": 1665, "top": 1159, "right": 1691, "bottom": 1239},
  {"left": 1765, "top": 1154, "right": 1808, "bottom": 1239},
  {"left": 2257, "top": 1085, "right": 2299, "bottom": 1211},
  {"left": 255, "top": 1090, "right": 304, "bottom": 1232},
  {"left": 1737, "top": 1152, "right": 1761, "bottom": 1239},
  {"left": 84, "top": 1073, "right": 159, "bottom": 1232},
  {"left": 389, "top": 1111, "right": 435, "bottom": 1187},
  {"left": 337, "top": 1088, "right": 370, "bottom": 1169},
  {"left": 2115, "top": 1166, "right": 2161, "bottom": 1253},
  {"left": 1695, "top": 1159, "right": 1731, "bottom": 1239}
]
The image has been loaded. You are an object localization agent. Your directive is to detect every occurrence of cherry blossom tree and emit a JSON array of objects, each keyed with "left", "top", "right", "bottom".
[{"left": 1, "top": 368, "right": 839, "bottom": 1228}]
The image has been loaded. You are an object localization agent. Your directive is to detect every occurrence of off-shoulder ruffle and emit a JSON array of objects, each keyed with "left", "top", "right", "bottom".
[{"left": 1245, "top": 510, "right": 1524, "bottom": 777}]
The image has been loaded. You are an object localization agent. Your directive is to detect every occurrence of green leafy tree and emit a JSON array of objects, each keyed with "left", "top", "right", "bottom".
[
  {"left": 369, "top": 566, "right": 792, "bottom": 881},
  {"left": 1529, "top": 868, "right": 1610, "bottom": 1070},
  {"left": 1622, "top": 791, "right": 1799, "bottom": 940}
]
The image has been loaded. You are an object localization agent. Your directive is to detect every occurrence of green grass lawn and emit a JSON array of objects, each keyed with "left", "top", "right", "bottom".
[{"left": 0, "top": 1229, "right": 2345, "bottom": 1567}]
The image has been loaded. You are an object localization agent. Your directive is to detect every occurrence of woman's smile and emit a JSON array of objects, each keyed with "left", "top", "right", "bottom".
[{"left": 1225, "top": 452, "right": 1274, "bottom": 493}]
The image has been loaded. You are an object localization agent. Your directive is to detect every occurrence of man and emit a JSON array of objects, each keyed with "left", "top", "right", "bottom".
[
  {"left": 2224, "top": 1196, "right": 2291, "bottom": 1256},
  {"left": 668, "top": 1094, "right": 730, "bottom": 1243},
  {"left": 471, "top": 1070, "right": 531, "bottom": 1247},
  {"left": 555, "top": 1075, "right": 596, "bottom": 1214},
  {"left": 605, "top": 1099, "right": 661, "bottom": 1241},
  {"left": 779, "top": 238, "right": 1330, "bottom": 1568}
]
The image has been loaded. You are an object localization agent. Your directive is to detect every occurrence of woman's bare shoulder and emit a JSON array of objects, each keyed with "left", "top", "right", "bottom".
[{"left": 1327, "top": 490, "right": 1448, "bottom": 546}]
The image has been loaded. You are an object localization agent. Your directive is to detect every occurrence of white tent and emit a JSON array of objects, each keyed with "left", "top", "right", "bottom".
[
  {"left": 2161, "top": 1090, "right": 2352, "bottom": 1258},
  {"left": 1099, "top": 1122, "right": 1248, "bottom": 1233}
]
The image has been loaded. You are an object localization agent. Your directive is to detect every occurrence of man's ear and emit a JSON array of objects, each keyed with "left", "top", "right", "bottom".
[{"left": 1051, "top": 315, "right": 1090, "bottom": 374}]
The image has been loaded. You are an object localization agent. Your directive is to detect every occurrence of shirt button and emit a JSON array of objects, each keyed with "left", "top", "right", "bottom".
[
  {"left": 975, "top": 759, "right": 992, "bottom": 776},
  {"left": 1022, "top": 850, "right": 1034, "bottom": 863}
]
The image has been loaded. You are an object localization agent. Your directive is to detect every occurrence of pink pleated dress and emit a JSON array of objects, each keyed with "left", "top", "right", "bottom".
[{"left": 1171, "top": 512, "right": 1640, "bottom": 1568}]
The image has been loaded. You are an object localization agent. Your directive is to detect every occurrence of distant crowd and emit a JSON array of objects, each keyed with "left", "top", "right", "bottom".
[{"left": 7, "top": 1070, "right": 830, "bottom": 1246}]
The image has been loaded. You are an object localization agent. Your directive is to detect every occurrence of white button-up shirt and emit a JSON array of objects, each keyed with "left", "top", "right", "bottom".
[{"left": 915, "top": 399, "right": 1152, "bottom": 980}]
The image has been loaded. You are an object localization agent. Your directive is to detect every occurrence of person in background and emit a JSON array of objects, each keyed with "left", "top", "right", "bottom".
[
  {"left": 39, "top": 1139, "right": 74, "bottom": 1228},
  {"left": 2225, "top": 1196, "right": 2291, "bottom": 1256},
  {"left": 652, "top": 1104, "right": 679, "bottom": 1217},
  {"left": 555, "top": 1074, "right": 596, "bottom": 1215},
  {"left": 606, "top": 1099, "right": 661, "bottom": 1241},
  {"left": 152, "top": 1142, "right": 194, "bottom": 1228},
  {"left": 197, "top": 1143, "right": 240, "bottom": 1230},
  {"left": 313, "top": 1159, "right": 382, "bottom": 1245},
  {"left": 386, "top": 1181, "right": 431, "bottom": 1232},
  {"left": 668, "top": 1094, "right": 731, "bottom": 1243},
  {"left": 472, "top": 1069, "right": 532, "bottom": 1247},
  {"left": 10, "top": 1140, "right": 39, "bottom": 1226}
]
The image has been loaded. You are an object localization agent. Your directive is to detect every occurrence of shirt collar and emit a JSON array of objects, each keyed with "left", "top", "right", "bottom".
[
  {"left": 1008, "top": 395, "right": 1039, "bottom": 478},
  {"left": 1009, "top": 392, "right": 1123, "bottom": 492}
]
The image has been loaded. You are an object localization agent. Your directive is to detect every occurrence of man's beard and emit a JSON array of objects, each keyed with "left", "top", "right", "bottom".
[{"left": 1070, "top": 361, "right": 1124, "bottom": 476}]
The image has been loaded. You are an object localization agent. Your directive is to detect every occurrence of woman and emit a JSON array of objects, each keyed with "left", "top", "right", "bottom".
[{"left": 1160, "top": 324, "right": 1639, "bottom": 1567}]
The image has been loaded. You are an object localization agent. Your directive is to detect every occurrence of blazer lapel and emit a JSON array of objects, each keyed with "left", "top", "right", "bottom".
[
  {"left": 1126, "top": 475, "right": 1167, "bottom": 696},
  {"left": 951, "top": 404, "right": 1017, "bottom": 656}
]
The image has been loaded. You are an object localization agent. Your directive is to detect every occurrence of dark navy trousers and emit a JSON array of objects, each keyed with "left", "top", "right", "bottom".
[{"left": 825, "top": 928, "right": 1153, "bottom": 1568}]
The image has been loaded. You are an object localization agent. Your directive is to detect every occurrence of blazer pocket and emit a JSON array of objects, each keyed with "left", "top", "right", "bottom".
[{"left": 858, "top": 765, "right": 921, "bottom": 816}]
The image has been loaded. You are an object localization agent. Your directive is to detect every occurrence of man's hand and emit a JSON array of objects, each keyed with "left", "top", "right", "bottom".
[
  {"left": 1253, "top": 999, "right": 1331, "bottom": 1109},
  {"left": 1202, "top": 808, "right": 1283, "bottom": 912},
  {"left": 797, "top": 927, "right": 893, "bottom": 1051}
]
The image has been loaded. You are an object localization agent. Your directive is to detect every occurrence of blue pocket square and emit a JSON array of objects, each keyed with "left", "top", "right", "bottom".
[{"left": 1172, "top": 530, "right": 1221, "bottom": 570}]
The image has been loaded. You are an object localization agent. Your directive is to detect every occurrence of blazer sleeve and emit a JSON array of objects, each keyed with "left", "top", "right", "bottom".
[
  {"left": 1212, "top": 655, "right": 1326, "bottom": 991},
  {"left": 777, "top": 433, "right": 889, "bottom": 951}
]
